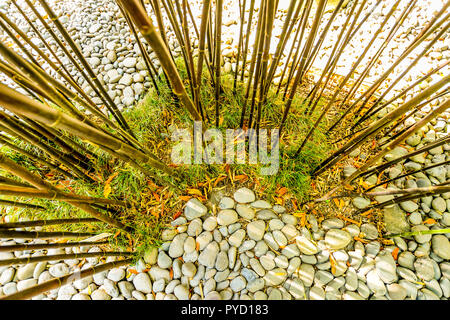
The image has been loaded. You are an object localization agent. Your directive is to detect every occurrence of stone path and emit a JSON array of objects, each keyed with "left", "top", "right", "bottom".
[
  {"left": 1, "top": 184, "right": 449, "bottom": 300},
  {"left": 0, "top": 0, "right": 448, "bottom": 109},
  {"left": 0, "top": 0, "right": 448, "bottom": 300}
]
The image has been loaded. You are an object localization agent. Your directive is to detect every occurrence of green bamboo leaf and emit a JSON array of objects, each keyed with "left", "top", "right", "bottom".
[{"left": 386, "top": 228, "right": 450, "bottom": 239}]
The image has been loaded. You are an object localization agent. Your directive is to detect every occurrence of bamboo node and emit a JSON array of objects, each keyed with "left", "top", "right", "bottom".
[
  {"left": 117, "top": 143, "right": 126, "bottom": 153},
  {"left": 48, "top": 112, "right": 63, "bottom": 128}
]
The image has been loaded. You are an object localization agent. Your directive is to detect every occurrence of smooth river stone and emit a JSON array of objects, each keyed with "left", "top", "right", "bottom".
[
  {"left": 246, "top": 220, "right": 266, "bottom": 241},
  {"left": 184, "top": 198, "right": 207, "bottom": 220},
  {"left": 168, "top": 233, "right": 187, "bottom": 258},
  {"left": 233, "top": 188, "right": 256, "bottom": 203},
  {"left": 235, "top": 204, "right": 255, "bottom": 220},
  {"left": 198, "top": 242, "right": 220, "bottom": 268},
  {"left": 264, "top": 268, "right": 287, "bottom": 286},
  {"left": 375, "top": 251, "right": 398, "bottom": 284},
  {"left": 431, "top": 235, "right": 450, "bottom": 260},
  {"left": 217, "top": 209, "right": 238, "bottom": 226},
  {"left": 325, "top": 229, "right": 352, "bottom": 250},
  {"left": 295, "top": 236, "right": 319, "bottom": 255},
  {"left": 228, "top": 229, "right": 246, "bottom": 247}
]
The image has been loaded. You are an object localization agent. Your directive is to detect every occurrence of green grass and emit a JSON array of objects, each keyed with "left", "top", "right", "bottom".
[
  {"left": 0, "top": 59, "right": 333, "bottom": 260},
  {"left": 139, "top": 58, "right": 332, "bottom": 202}
]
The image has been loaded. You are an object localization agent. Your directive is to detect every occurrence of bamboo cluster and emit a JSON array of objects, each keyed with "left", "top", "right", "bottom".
[{"left": 0, "top": 0, "right": 448, "bottom": 300}]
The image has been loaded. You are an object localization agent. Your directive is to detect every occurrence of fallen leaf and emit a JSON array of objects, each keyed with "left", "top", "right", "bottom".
[
  {"left": 330, "top": 255, "right": 336, "bottom": 274},
  {"left": 179, "top": 196, "right": 192, "bottom": 202},
  {"left": 213, "top": 175, "right": 227, "bottom": 187},
  {"left": 277, "top": 187, "right": 288, "bottom": 196},
  {"left": 103, "top": 172, "right": 119, "bottom": 198},
  {"left": 360, "top": 209, "right": 374, "bottom": 217},
  {"left": 105, "top": 172, "right": 119, "bottom": 184},
  {"left": 333, "top": 198, "right": 340, "bottom": 207},
  {"left": 292, "top": 199, "right": 298, "bottom": 211},
  {"left": 187, "top": 188, "right": 203, "bottom": 196},
  {"left": 173, "top": 211, "right": 182, "bottom": 220},
  {"left": 152, "top": 192, "right": 160, "bottom": 202},
  {"left": 234, "top": 174, "right": 248, "bottom": 182},
  {"left": 392, "top": 247, "right": 399, "bottom": 260},
  {"left": 354, "top": 236, "right": 369, "bottom": 244}
]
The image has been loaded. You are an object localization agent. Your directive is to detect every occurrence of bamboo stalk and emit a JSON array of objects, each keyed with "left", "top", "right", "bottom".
[
  {"left": 182, "top": 0, "right": 202, "bottom": 120},
  {"left": 22, "top": 117, "right": 95, "bottom": 167},
  {"left": 301, "top": 0, "right": 345, "bottom": 77},
  {"left": 0, "top": 251, "right": 134, "bottom": 267},
  {"left": 148, "top": 0, "right": 181, "bottom": 98},
  {"left": 0, "top": 134, "right": 78, "bottom": 181},
  {"left": 275, "top": 0, "right": 306, "bottom": 96},
  {"left": 0, "top": 176, "right": 31, "bottom": 188},
  {"left": 362, "top": 185, "right": 450, "bottom": 213},
  {"left": 0, "top": 83, "right": 174, "bottom": 177},
  {"left": 214, "top": 0, "right": 224, "bottom": 127},
  {"left": 116, "top": 0, "right": 202, "bottom": 124},
  {"left": 378, "top": 90, "right": 449, "bottom": 147},
  {"left": 264, "top": 0, "right": 303, "bottom": 91},
  {"left": 353, "top": 60, "right": 450, "bottom": 130},
  {"left": 254, "top": 0, "right": 277, "bottom": 131},
  {"left": 0, "top": 42, "right": 95, "bottom": 128},
  {"left": 5, "top": 114, "right": 93, "bottom": 172},
  {"left": 296, "top": 0, "right": 328, "bottom": 80},
  {"left": 246, "top": 0, "right": 268, "bottom": 130},
  {"left": 207, "top": 3, "right": 215, "bottom": 74},
  {"left": 0, "top": 258, "right": 133, "bottom": 300},
  {"left": 195, "top": 0, "right": 212, "bottom": 120},
  {"left": 35, "top": 0, "right": 134, "bottom": 136},
  {"left": 342, "top": 8, "right": 450, "bottom": 125},
  {"left": 0, "top": 61, "right": 50, "bottom": 102},
  {"left": 0, "top": 230, "right": 96, "bottom": 240},
  {"left": 0, "top": 9, "right": 102, "bottom": 122},
  {"left": 0, "top": 240, "right": 109, "bottom": 253},
  {"left": 239, "top": 0, "right": 256, "bottom": 82},
  {"left": 160, "top": 0, "right": 195, "bottom": 101},
  {"left": 233, "top": 0, "right": 247, "bottom": 92},
  {"left": 279, "top": 0, "right": 327, "bottom": 134},
  {"left": 312, "top": 75, "right": 450, "bottom": 177},
  {"left": 326, "top": 0, "right": 418, "bottom": 134},
  {"left": 305, "top": 0, "right": 365, "bottom": 115},
  {"left": 0, "top": 112, "right": 94, "bottom": 183},
  {"left": 239, "top": 0, "right": 266, "bottom": 127},
  {"left": 0, "top": 152, "right": 131, "bottom": 231},
  {"left": 360, "top": 135, "right": 450, "bottom": 178},
  {"left": 294, "top": 0, "right": 401, "bottom": 152},
  {"left": 0, "top": 186, "right": 128, "bottom": 207},
  {"left": 0, "top": 54, "right": 131, "bottom": 150},
  {"left": 0, "top": 218, "right": 101, "bottom": 229},
  {"left": 117, "top": 2, "right": 160, "bottom": 94},
  {"left": 0, "top": 199, "right": 44, "bottom": 211},
  {"left": 0, "top": 18, "right": 40, "bottom": 66},
  {"left": 367, "top": 160, "right": 450, "bottom": 192},
  {"left": 319, "top": 94, "right": 450, "bottom": 200},
  {"left": 185, "top": 0, "right": 200, "bottom": 38},
  {"left": 281, "top": 0, "right": 313, "bottom": 101},
  {"left": 10, "top": 1, "right": 84, "bottom": 95}
]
